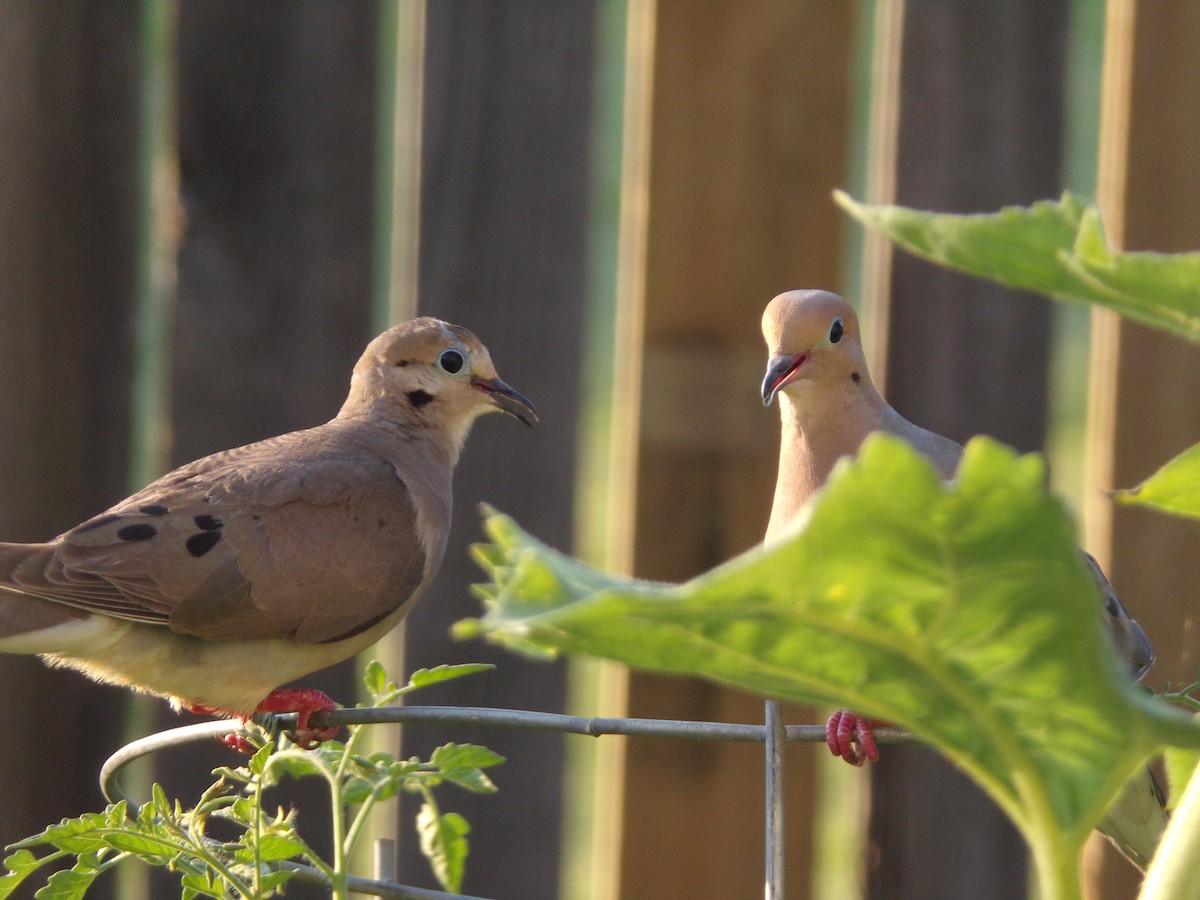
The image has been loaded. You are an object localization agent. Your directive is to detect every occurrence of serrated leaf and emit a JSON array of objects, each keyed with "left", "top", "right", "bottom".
[
  {"left": 835, "top": 191, "right": 1200, "bottom": 342},
  {"left": 341, "top": 776, "right": 376, "bottom": 805},
  {"left": 247, "top": 742, "right": 275, "bottom": 777},
  {"left": 0, "top": 849, "right": 47, "bottom": 899},
  {"left": 260, "top": 869, "right": 295, "bottom": 892},
  {"left": 34, "top": 864, "right": 101, "bottom": 900},
  {"left": 178, "top": 871, "right": 225, "bottom": 899},
  {"left": 12, "top": 812, "right": 115, "bottom": 856},
  {"left": 439, "top": 769, "right": 498, "bottom": 795},
  {"left": 417, "top": 804, "right": 469, "bottom": 893},
  {"left": 363, "top": 659, "right": 391, "bottom": 696},
  {"left": 253, "top": 834, "right": 305, "bottom": 863},
  {"left": 430, "top": 744, "right": 505, "bottom": 771},
  {"left": 102, "top": 832, "right": 181, "bottom": 863},
  {"left": 1114, "top": 442, "right": 1200, "bottom": 519},
  {"left": 467, "top": 434, "right": 1200, "bottom": 894},
  {"left": 263, "top": 752, "right": 323, "bottom": 782},
  {"left": 406, "top": 664, "right": 495, "bottom": 691}
]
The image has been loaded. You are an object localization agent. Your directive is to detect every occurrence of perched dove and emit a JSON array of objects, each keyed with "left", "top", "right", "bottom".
[
  {"left": 760, "top": 289, "right": 1165, "bottom": 869},
  {"left": 0, "top": 317, "right": 536, "bottom": 747}
]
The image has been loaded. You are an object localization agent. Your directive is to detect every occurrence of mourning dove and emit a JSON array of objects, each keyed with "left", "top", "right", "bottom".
[
  {"left": 760, "top": 289, "right": 1164, "bottom": 869},
  {"left": 0, "top": 317, "right": 536, "bottom": 747}
]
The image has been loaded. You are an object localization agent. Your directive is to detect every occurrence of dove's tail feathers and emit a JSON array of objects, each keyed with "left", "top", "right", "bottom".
[
  {"left": 0, "top": 587, "right": 95, "bottom": 652},
  {"left": 1096, "top": 766, "right": 1168, "bottom": 872},
  {"left": 0, "top": 542, "right": 94, "bottom": 652}
]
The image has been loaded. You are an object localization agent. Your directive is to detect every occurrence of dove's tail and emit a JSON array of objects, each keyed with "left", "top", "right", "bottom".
[
  {"left": 1096, "top": 766, "right": 1169, "bottom": 872},
  {"left": 0, "top": 543, "right": 92, "bottom": 652}
]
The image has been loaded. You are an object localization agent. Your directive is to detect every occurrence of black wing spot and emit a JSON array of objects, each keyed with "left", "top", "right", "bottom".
[
  {"left": 407, "top": 390, "right": 434, "bottom": 408},
  {"left": 194, "top": 514, "right": 223, "bottom": 531},
  {"left": 186, "top": 531, "right": 222, "bottom": 558},
  {"left": 117, "top": 524, "right": 158, "bottom": 542},
  {"left": 851, "top": 372, "right": 861, "bottom": 384},
  {"left": 140, "top": 504, "right": 170, "bottom": 516}
]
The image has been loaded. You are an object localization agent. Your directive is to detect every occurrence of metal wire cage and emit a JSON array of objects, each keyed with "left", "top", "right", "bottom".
[{"left": 100, "top": 701, "right": 910, "bottom": 899}]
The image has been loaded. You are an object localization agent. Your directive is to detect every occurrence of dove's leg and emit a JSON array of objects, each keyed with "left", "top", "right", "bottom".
[
  {"left": 825, "top": 709, "right": 880, "bottom": 766},
  {"left": 254, "top": 689, "right": 340, "bottom": 749}
]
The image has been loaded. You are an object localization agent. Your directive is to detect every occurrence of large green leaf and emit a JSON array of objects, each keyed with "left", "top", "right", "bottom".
[
  {"left": 463, "top": 435, "right": 1200, "bottom": 898},
  {"left": 834, "top": 191, "right": 1200, "bottom": 342}
]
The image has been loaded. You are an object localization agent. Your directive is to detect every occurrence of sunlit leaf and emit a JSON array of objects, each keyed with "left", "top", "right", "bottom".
[
  {"left": 417, "top": 804, "right": 469, "bottom": 894},
  {"left": 835, "top": 191, "right": 1200, "bottom": 342},
  {"left": 1114, "top": 442, "right": 1200, "bottom": 520},
  {"left": 406, "top": 663, "right": 495, "bottom": 691},
  {"left": 466, "top": 435, "right": 1200, "bottom": 894}
]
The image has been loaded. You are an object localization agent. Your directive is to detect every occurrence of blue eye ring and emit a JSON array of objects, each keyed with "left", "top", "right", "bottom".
[{"left": 437, "top": 347, "right": 467, "bottom": 375}]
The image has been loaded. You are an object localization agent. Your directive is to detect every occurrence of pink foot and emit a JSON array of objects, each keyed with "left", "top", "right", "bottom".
[
  {"left": 825, "top": 709, "right": 880, "bottom": 766},
  {"left": 254, "top": 688, "right": 340, "bottom": 749},
  {"left": 188, "top": 691, "right": 340, "bottom": 752}
]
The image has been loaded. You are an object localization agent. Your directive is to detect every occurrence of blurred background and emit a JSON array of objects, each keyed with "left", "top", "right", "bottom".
[{"left": 1, "top": 2, "right": 1198, "bottom": 898}]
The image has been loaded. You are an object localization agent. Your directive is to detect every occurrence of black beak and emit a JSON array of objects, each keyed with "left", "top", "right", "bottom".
[
  {"left": 473, "top": 377, "right": 538, "bottom": 427},
  {"left": 761, "top": 354, "right": 805, "bottom": 407}
]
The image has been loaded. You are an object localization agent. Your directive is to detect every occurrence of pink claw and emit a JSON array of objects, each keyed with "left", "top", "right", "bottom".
[{"left": 825, "top": 709, "right": 881, "bottom": 766}]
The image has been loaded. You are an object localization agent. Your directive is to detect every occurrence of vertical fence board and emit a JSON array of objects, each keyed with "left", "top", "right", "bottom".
[
  {"left": 866, "top": 3, "right": 1068, "bottom": 898},
  {"left": 395, "top": 2, "right": 594, "bottom": 895},
  {"left": 613, "top": 3, "right": 857, "bottom": 897},
  {"left": 0, "top": 5, "right": 143, "bottom": 888},
  {"left": 1086, "top": 2, "right": 1200, "bottom": 897},
  {"left": 161, "top": 5, "right": 383, "bottom": 895}
]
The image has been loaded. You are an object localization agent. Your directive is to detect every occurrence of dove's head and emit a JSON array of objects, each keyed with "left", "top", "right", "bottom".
[
  {"left": 343, "top": 317, "right": 537, "bottom": 451},
  {"left": 760, "top": 290, "right": 873, "bottom": 407}
]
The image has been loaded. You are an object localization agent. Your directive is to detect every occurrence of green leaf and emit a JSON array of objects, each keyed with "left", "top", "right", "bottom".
[
  {"left": 250, "top": 833, "right": 305, "bottom": 864},
  {"left": 11, "top": 810, "right": 121, "bottom": 855},
  {"left": 178, "top": 871, "right": 226, "bottom": 900},
  {"left": 430, "top": 743, "right": 506, "bottom": 771},
  {"left": 363, "top": 659, "right": 392, "bottom": 696},
  {"left": 35, "top": 862, "right": 102, "bottom": 900},
  {"left": 467, "top": 435, "right": 1200, "bottom": 897},
  {"left": 263, "top": 750, "right": 324, "bottom": 782},
  {"left": 102, "top": 832, "right": 180, "bottom": 863},
  {"left": 0, "top": 849, "right": 49, "bottom": 898},
  {"left": 1114, "top": 442, "right": 1200, "bottom": 519},
  {"left": 416, "top": 804, "right": 469, "bottom": 894},
  {"left": 406, "top": 664, "right": 495, "bottom": 691},
  {"left": 835, "top": 191, "right": 1200, "bottom": 342},
  {"left": 341, "top": 776, "right": 376, "bottom": 805}
]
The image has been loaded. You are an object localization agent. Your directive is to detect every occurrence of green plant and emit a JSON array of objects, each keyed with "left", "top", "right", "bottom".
[
  {"left": 461, "top": 195, "right": 1200, "bottom": 900},
  {"left": 0, "top": 661, "right": 503, "bottom": 899}
]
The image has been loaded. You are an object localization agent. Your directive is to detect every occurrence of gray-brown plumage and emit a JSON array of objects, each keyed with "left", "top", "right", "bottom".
[
  {"left": 0, "top": 317, "right": 535, "bottom": 739},
  {"left": 761, "top": 289, "right": 1164, "bottom": 869}
]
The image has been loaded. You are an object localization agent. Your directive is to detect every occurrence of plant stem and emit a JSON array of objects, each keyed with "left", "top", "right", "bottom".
[{"left": 1028, "top": 835, "right": 1083, "bottom": 900}]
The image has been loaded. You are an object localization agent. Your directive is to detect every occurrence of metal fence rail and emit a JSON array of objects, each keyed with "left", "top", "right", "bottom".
[{"left": 100, "top": 705, "right": 913, "bottom": 899}]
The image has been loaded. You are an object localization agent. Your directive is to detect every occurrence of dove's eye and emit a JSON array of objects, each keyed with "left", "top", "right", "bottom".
[
  {"left": 829, "top": 318, "right": 844, "bottom": 344},
  {"left": 436, "top": 348, "right": 467, "bottom": 375}
]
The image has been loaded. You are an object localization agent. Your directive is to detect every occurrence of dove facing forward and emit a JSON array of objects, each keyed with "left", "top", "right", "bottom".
[
  {"left": 0, "top": 317, "right": 536, "bottom": 747},
  {"left": 760, "top": 289, "right": 1164, "bottom": 869}
]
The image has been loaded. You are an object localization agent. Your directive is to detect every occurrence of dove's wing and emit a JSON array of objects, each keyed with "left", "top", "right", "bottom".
[{"left": 0, "top": 425, "right": 432, "bottom": 645}]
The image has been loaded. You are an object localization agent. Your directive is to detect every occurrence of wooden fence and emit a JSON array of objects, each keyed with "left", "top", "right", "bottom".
[{"left": 1, "top": 2, "right": 1196, "bottom": 898}]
